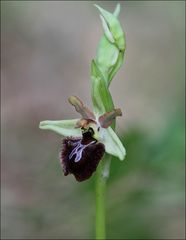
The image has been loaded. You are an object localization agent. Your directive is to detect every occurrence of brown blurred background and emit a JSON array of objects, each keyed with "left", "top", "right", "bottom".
[{"left": 1, "top": 1, "right": 185, "bottom": 239}]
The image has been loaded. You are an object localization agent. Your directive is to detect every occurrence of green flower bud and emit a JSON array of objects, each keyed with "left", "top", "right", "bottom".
[
  {"left": 94, "top": 4, "right": 126, "bottom": 51},
  {"left": 94, "top": 4, "right": 126, "bottom": 87}
]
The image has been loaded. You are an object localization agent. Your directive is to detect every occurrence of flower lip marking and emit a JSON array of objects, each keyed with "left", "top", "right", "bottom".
[
  {"left": 69, "top": 127, "right": 97, "bottom": 163},
  {"left": 69, "top": 139, "right": 96, "bottom": 163}
]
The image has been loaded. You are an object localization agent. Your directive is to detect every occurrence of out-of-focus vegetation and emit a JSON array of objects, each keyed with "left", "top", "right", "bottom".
[
  {"left": 83, "top": 112, "right": 185, "bottom": 239},
  {"left": 1, "top": 1, "right": 185, "bottom": 239}
]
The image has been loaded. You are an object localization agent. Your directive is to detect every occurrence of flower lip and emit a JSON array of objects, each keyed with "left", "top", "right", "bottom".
[
  {"left": 60, "top": 123, "right": 105, "bottom": 181},
  {"left": 61, "top": 134, "right": 105, "bottom": 182}
]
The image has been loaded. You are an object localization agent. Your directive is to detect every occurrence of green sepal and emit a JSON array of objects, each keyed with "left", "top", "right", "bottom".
[
  {"left": 39, "top": 119, "right": 81, "bottom": 137},
  {"left": 100, "top": 127, "right": 126, "bottom": 161}
]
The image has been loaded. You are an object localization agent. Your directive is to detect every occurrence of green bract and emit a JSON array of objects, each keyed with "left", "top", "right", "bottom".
[
  {"left": 39, "top": 4, "right": 126, "bottom": 162},
  {"left": 91, "top": 60, "right": 114, "bottom": 115}
]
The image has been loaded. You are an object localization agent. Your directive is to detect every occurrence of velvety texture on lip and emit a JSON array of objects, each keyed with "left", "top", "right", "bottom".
[{"left": 60, "top": 136, "right": 105, "bottom": 182}]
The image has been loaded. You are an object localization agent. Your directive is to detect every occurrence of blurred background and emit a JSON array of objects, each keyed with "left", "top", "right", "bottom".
[{"left": 1, "top": 1, "right": 185, "bottom": 239}]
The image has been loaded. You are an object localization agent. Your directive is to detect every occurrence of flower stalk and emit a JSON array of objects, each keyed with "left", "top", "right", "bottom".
[
  {"left": 96, "top": 161, "right": 106, "bottom": 239},
  {"left": 92, "top": 4, "right": 126, "bottom": 239}
]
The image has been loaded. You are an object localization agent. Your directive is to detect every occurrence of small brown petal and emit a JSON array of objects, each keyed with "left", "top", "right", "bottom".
[
  {"left": 68, "top": 96, "right": 95, "bottom": 120},
  {"left": 98, "top": 108, "right": 122, "bottom": 128}
]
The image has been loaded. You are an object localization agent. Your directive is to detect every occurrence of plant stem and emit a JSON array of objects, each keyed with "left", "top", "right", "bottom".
[
  {"left": 95, "top": 122, "right": 115, "bottom": 239},
  {"left": 95, "top": 160, "right": 106, "bottom": 239}
]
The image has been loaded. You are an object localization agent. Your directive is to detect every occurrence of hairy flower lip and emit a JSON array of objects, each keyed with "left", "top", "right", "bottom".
[{"left": 61, "top": 134, "right": 105, "bottom": 182}]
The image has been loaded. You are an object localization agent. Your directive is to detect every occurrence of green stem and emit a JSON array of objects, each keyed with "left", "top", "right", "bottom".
[
  {"left": 95, "top": 123, "right": 115, "bottom": 239},
  {"left": 95, "top": 160, "right": 106, "bottom": 239}
]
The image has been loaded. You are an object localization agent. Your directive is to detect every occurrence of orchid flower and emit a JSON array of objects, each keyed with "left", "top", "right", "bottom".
[
  {"left": 39, "top": 4, "right": 126, "bottom": 182},
  {"left": 39, "top": 95, "right": 125, "bottom": 181}
]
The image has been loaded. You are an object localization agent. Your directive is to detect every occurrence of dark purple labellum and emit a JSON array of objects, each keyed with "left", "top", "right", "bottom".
[{"left": 60, "top": 133, "right": 105, "bottom": 182}]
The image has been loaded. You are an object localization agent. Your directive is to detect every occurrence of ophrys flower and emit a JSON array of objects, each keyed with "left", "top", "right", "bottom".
[{"left": 39, "top": 95, "right": 125, "bottom": 181}]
